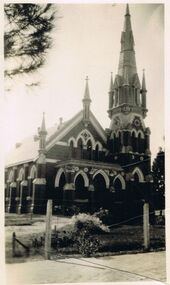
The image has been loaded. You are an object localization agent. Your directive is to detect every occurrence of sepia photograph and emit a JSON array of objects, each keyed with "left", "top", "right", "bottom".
[{"left": 2, "top": 1, "right": 166, "bottom": 284}]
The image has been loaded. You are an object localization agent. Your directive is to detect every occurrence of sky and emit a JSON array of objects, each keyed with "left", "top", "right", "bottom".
[{"left": 3, "top": 3, "right": 164, "bottom": 160}]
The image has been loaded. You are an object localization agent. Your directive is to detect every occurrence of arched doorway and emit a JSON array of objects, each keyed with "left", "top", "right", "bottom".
[
  {"left": 93, "top": 174, "right": 107, "bottom": 208},
  {"left": 58, "top": 172, "right": 66, "bottom": 204},
  {"left": 113, "top": 174, "right": 126, "bottom": 202},
  {"left": 114, "top": 178, "right": 123, "bottom": 201},
  {"left": 132, "top": 168, "right": 144, "bottom": 200},
  {"left": 75, "top": 174, "right": 88, "bottom": 200}
]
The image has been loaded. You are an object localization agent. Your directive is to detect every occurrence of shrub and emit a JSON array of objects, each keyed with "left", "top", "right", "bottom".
[
  {"left": 94, "top": 208, "right": 114, "bottom": 225},
  {"left": 71, "top": 213, "right": 110, "bottom": 234},
  {"left": 74, "top": 229, "right": 100, "bottom": 257}
]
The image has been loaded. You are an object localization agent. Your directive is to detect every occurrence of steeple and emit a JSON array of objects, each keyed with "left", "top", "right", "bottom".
[
  {"left": 82, "top": 76, "right": 91, "bottom": 122},
  {"left": 118, "top": 4, "right": 137, "bottom": 79},
  {"left": 38, "top": 112, "right": 47, "bottom": 154},
  {"left": 108, "top": 4, "right": 148, "bottom": 124}
]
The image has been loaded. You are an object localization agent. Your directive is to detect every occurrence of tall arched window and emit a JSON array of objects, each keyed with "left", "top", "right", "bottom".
[
  {"left": 113, "top": 133, "right": 117, "bottom": 153},
  {"left": 138, "top": 133, "right": 141, "bottom": 153},
  {"left": 118, "top": 132, "right": 121, "bottom": 152},
  {"left": 132, "top": 131, "right": 136, "bottom": 152},
  {"left": 87, "top": 140, "right": 92, "bottom": 160},
  {"left": 70, "top": 140, "right": 74, "bottom": 158},
  {"left": 134, "top": 172, "right": 140, "bottom": 182},
  {"left": 95, "top": 144, "right": 99, "bottom": 161},
  {"left": 135, "top": 89, "right": 138, "bottom": 105},
  {"left": 77, "top": 138, "right": 83, "bottom": 159}
]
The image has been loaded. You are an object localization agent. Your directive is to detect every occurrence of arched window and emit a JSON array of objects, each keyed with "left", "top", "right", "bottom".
[
  {"left": 118, "top": 132, "right": 121, "bottom": 152},
  {"left": 18, "top": 168, "right": 24, "bottom": 181},
  {"left": 29, "top": 165, "right": 37, "bottom": 197},
  {"left": 113, "top": 175, "right": 126, "bottom": 191},
  {"left": 114, "top": 178, "right": 122, "bottom": 191},
  {"left": 87, "top": 140, "right": 92, "bottom": 160},
  {"left": 8, "top": 170, "right": 14, "bottom": 182},
  {"left": 135, "top": 89, "right": 138, "bottom": 105},
  {"left": 95, "top": 144, "right": 99, "bottom": 161},
  {"left": 138, "top": 133, "right": 141, "bottom": 153},
  {"left": 30, "top": 165, "right": 37, "bottom": 179},
  {"left": 132, "top": 131, "right": 136, "bottom": 152},
  {"left": 134, "top": 172, "right": 140, "bottom": 182},
  {"left": 55, "top": 169, "right": 66, "bottom": 205},
  {"left": 132, "top": 168, "right": 144, "bottom": 183},
  {"left": 77, "top": 138, "right": 83, "bottom": 159},
  {"left": 113, "top": 133, "right": 117, "bottom": 153},
  {"left": 70, "top": 140, "right": 74, "bottom": 158}
]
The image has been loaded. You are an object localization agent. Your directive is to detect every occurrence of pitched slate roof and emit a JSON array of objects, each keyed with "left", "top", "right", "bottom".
[
  {"left": 5, "top": 110, "right": 107, "bottom": 167},
  {"left": 5, "top": 113, "right": 77, "bottom": 167}
]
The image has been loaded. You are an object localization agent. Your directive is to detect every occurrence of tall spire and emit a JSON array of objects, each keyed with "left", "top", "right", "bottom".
[
  {"left": 118, "top": 4, "right": 137, "bottom": 79},
  {"left": 124, "top": 4, "right": 132, "bottom": 32},
  {"left": 83, "top": 76, "right": 91, "bottom": 122}
]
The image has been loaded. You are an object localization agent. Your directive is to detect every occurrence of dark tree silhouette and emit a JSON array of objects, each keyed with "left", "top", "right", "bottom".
[
  {"left": 152, "top": 147, "right": 165, "bottom": 210},
  {"left": 4, "top": 4, "right": 57, "bottom": 78}
]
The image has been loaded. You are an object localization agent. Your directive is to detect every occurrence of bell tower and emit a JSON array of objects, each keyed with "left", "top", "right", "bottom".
[{"left": 107, "top": 4, "right": 151, "bottom": 174}]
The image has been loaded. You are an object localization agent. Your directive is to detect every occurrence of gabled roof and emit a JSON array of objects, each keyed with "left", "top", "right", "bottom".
[{"left": 5, "top": 109, "right": 107, "bottom": 168}]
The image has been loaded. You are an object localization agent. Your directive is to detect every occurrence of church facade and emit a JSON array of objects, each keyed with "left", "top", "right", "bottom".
[{"left": 5, "top": 5, "right": 153, "bottom": 219}]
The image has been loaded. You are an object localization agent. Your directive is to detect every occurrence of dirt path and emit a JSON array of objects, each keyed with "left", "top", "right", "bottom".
[{"left": 5, "top": 251, "right": 166, "bottom": 284}]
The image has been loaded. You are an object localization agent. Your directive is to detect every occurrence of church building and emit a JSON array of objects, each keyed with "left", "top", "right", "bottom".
[{"left": 5, "top": 4, "right": 153, "bottom": 219}]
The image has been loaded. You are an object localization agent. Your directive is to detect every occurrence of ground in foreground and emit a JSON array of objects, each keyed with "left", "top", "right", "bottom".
[{"left": 5, "top": 251, "right": 166, "bottom": 284}]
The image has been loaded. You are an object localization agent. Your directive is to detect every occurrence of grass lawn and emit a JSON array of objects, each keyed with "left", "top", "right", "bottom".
[{"left": 5, "top": 213, "right": 165, "bottom": 263}]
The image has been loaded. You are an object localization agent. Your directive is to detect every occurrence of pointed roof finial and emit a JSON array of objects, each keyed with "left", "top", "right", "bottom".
[
  {"left": 125, "top": 3, "right": 130, "bottom": 16},
  {"left": 109, "top": 72, "right": 114, "bottom": 91},
  {"left": 142, "top": 69, "right": 147, "bottom": 91},
  {"left": 40, "top": 112, "right": 47, "bottom": 134},
  {"left": 83, "top": 75, "right": 91, "bottom": 101},
  {"left": 124, "top": 3, "right": 132, "bottom": 32}
]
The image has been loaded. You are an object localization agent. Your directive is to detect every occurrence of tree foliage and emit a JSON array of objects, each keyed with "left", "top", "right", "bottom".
[
  {"left": 4, "top": 4, "right": 57, "bottom": 77},
  {"left": 152, "top": 148, "right": 165, "bottom": 195}
]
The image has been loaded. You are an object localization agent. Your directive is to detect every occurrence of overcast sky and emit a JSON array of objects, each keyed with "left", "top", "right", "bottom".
[{"left": 3, "top": 3, "right": 164, "bottom": 160}]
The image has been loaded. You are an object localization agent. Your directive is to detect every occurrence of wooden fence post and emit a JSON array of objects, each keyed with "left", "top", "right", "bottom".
[
  {"left": 12, "top": 232, "right": 16, "bottom": 257},
  {"left": 143, "top": 202, "right": 150, "bottom": 250},
  {"left": 45, "top": 199, "right": 53, "bottom": 260}
]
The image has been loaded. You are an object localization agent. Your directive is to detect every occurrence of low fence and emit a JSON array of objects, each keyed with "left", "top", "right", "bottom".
[{"left": 12, "top": 232, "right": 30, "bottom": 257}]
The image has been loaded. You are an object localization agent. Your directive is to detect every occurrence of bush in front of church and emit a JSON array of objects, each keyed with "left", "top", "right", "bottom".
[{"left": 71, "top": 213, "right": 110, "bottom": 234}]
